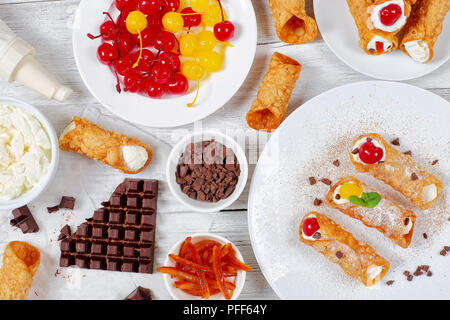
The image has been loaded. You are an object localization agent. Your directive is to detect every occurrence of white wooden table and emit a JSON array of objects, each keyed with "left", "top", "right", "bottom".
[{"left": 0, "top": 0, "right": 448, "bottom": 300}]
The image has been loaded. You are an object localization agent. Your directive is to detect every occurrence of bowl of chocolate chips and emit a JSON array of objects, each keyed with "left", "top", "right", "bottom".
[{"left": 166, "top": 131, "right": 248, "bottom": 212}]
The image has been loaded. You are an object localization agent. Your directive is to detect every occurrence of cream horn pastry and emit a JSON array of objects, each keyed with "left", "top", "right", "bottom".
[
  {"left": 59, "top": 117, "right": 152, "bottom": 174},
  {"left": 299, "top": 212, "right": 390, "bottom": 286},
  {"left": 326, "top": 176, "right": 416, "bottom": 248},
  {"left": 268, "top": 0, "right": 318, "bottom": 44},
  {"left": 367, "top": 0, "right": 415, "bottom": 33},
  {"left": 346, "top": 0, "right": 399, "bottom": 54},
  {"left": 349, "top": 134, "right": 442, "bottom": 210},
  {"left": 400, "top": 0, "right": 450, "bottom": 63}
]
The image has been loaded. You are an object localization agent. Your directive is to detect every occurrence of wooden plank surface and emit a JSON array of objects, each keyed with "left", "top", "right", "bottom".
[{"left": 0, "top": 0, "right": 448, "bottom": 300}]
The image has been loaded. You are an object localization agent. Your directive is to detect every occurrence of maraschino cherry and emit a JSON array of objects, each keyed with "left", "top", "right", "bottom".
[
  {"left": 379, "top": 4, "right": 402, "bottom": 27},
  {"left": 358, "top": 140, "right": 384, "bottom": 164},
  {"left": 213, "top": 0, "right": 235, "bottom": 42},
  {"left": 302, "top": 217, "right": 320, "bottom": 237}
]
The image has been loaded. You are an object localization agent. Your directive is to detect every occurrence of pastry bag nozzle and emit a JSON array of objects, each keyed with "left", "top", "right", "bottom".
[{"left": 0, "top": 19, "right": 73, "bottom": 102}]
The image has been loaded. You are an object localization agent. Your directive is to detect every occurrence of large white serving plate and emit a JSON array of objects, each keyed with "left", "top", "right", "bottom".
[
  {"left": 314, "top": 0, "right": 450, "bottom": 80},
  {"left": 73, "top": 0, "right": 257, "bottom": 127},
  {"left": 248, "top": 81, "right": 450, "bottom": 299}
]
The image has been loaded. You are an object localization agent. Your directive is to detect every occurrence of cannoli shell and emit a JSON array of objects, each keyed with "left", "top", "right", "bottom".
[
  {"left": 346, "top": 0, "right": 399, "bottom": 54},
  {"left": 299, "top": 212, "right": 390, "bottom": 286},
  {"left": 59, "top": 117, "right": 153, "bottom": 174},
  {"left": 0, "top": 242, "right": 40, "bottom": 300},
  {"left": 400, "top": 0, "right": 450, "bottom": 63},
  {"left": 349, "top": 134, "right": 442, "bottom": 210},
  {"left": 268, "top": 0, "right": 318, "bottom": 44},
  {"left": 326, "top": 176, "right": 416, "bottom": 248},
  {"left": 246, "top": 52, "right": 301, "bottom": 131}
]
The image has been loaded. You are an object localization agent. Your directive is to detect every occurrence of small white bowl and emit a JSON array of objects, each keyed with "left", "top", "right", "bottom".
[
  {"left": 166, "top": 131, "right": 248, "bottom": 213},
  {"left": 162, "top": 233, "right": 247, "bottom": 300},
  {"left": 0, "top": 97, "right": 59, "bottom": 210}
]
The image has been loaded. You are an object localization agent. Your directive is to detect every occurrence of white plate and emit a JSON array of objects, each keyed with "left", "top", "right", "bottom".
[
  {"left": 314, "top": 0, "right": 450, "bottom": 80},
  {"left": 248, "top": 81, "right": 450, "bottom": 299},
  {"left": 73, "top": 0, "right": 257, "bottom": 128}
]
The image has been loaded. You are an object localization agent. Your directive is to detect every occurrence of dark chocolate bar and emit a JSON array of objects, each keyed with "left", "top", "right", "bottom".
[
  {"left": 10, "top": 205, "right": 39, "bottom": 234},
  {"left": 59, "top": 179, "right": 158, "bottom": 274}
]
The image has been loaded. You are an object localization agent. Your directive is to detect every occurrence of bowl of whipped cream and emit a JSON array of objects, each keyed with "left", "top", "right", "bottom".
[{"left": 0, "top": 97, "right": 59, "bottom": 210}]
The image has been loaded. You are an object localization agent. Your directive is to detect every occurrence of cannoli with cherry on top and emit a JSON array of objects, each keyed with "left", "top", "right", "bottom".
[
  {"left": 346, "top": 0, "right": 399, "bottom": 55},
  {"left": 325, "top": 176, "right": 416, "bottom": 248},
  {"left": 59, "top": 117, "right": 153, "bottom": 174},
  {"left": 400, "top": 0, "right": 450, "bottom": 63},
  {"left": 366, "top": 0, "right": 416, "bottom": 34},
  {"left": 299, "top": 212, "right": 390, "bottom": 286},
  {"left": 349, "top": 133, "right": 442, "bottom": 210}
]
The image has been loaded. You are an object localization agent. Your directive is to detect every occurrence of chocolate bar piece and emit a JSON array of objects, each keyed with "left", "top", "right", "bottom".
[
  {"left": 59, "top": 179, "right": 158, "bottom": 274},
  {"left": 58, "top": 225, "right": 72, "bottom": 241},
  {"left": 125, "top": 286, "right": 152, "bottom": 300},
  {"left": 10, "top": 205, "right": 39, "bottom": 234},
  {"left": 60, "top": 196, "right": 76, "bottom": 210},
  {"left": 47, "top": 205, "right": 60, "bottom": 213}
]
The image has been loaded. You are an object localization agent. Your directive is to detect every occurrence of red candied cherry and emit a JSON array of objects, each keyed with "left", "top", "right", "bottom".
[
  {"left": 123, "top": 71, "right": 145, "bottom": 93},
  {"left": 113, "top": 55, "right": 133, "bottom": 76},
  {"left": 302, "top": 217, "right": 320, "bottom": 237},
  {"left": 152, "top": 61, "right": 173, "bottom": 84},
  {"left": 145, "top": 79, "right": 166, "bottom": 98},
  {"left": 138, "top": 0, "right": 161, "bottom": 15},
  {"left": 97, "top": 43, "right": 118, "bottom": 64},
  {"left": 379, "top": 4, "right": 402, "bottom": 27},
  {"left": 117, "top": 31, "right": 137, "bottom": 56},
  {"left": 88, "top": 20, "right": 117, "bottom": 41},
  {"left": 159, "top": 51, "right": 181, "bottom": 71},
  {"left": 167, "top": 73, "right": 188, "bottom": 95},
  {"left": 181, "top": 7, "right": 202, "bottom": 27},
  {"left": 147, "top": 12, "right": 163, "bottom": 30},
  {"left": 161, "top": 0, "right": 180, "bottom": 14},
  {"left": 132, "top": 27, "right": 155, "bottom": 47},
  {"left": 116, "top": 0, "right": 137, "bottom": 10},
  {"left": 133, "top": 49, "right": 155, "bottom": 73},
  {"left": 214, "top": 20, "right": 235, "bottom": 42},
  {"left": 358, "top": 140, "right": 384, "bottom": 164},
  {"left": 152, "top": 31, "right": 176, "bottom": 51}
]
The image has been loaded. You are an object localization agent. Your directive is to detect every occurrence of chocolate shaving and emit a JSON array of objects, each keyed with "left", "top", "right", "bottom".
[{"left": 431, "top": 160, "right": 439, "bottom": 166}]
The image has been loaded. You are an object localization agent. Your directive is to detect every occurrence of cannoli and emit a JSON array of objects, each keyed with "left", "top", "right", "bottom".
[
  {"left": 0, "top": 241, "right": 40, "bottom": 300},
  {"left": 400, "top": 0, "right": 450, "bottom": 63},
  {"left": 268, "top": 0, "right": 318, "bottom": 44},
  {"left": 346, "top": 0, "right": 399, "bottom": 54},
  {"left": 326, "top": 176, "right": 416, "bottom": 248},
  {"left": 299, "top": 212, "right": 390, "bottom": 286},
  {"left": 246, "top": 52, "right": 301, "bottom": 131},
  {"left": 349, "top": 133, "right": 442, "bottom": 210},
  {"left": 367, "top": 0, "right": 415, "bottom": 33},
  {"left": 59, "top": 117, "right": 152, "bottom": 174}
]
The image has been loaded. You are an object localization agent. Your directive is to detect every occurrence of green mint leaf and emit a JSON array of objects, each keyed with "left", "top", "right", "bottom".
[
  {"left": 366, "top": 192, "right": 382, "bottom": 208},
  {"left": 348, "top": 195, "right": 367, "bottom": 207}
]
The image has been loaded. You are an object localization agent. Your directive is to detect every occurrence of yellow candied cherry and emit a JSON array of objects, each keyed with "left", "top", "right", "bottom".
[
  {"left": 181, "top": 60, "right": 205, "bottom": 107},
  {"left": 197, "top": 30, "right": 217, "bottom": 52},
  {"left": 180, "top": 33, "right": 199, "bottom": 57},
  {"left": 162, "top": 12, "right": 184, "bottom": 33},
  {"left": 197, "top": 51, "right": 224, "bottom": 72},
  {"left": 191, "top": 0, "right": 209, "bottom": 13},
  {"left": 126, "top": 11, "right": 148, "bottom": 68},
  {"left": 203, "top": 3, "right": 226, "bottom": 27},
  {"left": 339, "top": 184, "right": 363, "bottom": 199}
]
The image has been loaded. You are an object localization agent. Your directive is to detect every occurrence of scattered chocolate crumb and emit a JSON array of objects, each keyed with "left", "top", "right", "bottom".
[
  {"left": 308, "top": 177, "right": 317, "bottom": 185},
  {"left": 391, "top": 138, "right": 400, "bottom": 146},
  {"left": 407, "top": 275, "right": 413, "bottom": 281},
  {"left": 420, "top": 265, "right": 429, "bottom": 272},
  {"left": 440, "top": 249, "right": 447, "bottom": 256},
  {"left": 320, "top": 178, "right": 332, "bottom": 186},
  {"left": 386, "top": 280, "right": 394, "bottom": 286},
  {"left": 335, "top": 251, "right": 343, "bottom": 259},
  {"left": 423, "top": 233, "right": 428, "bottom": 239},
  {"left": 47, "top": 205, "right": 60, "bottom": 213},
  {"left": 58, "top": 225, "right": 72, "bottom": 241},
  {"left": 403, "top": 150, "right": 412, "bottom": 156},
  {"left": 403, "top": 271, "right": 410, "bottom": 276},
  {"left": 312, "top": 232, "right": 321, "bottom": 240},
  {"left": 444, "top": 246, "right": 450, "bottom": 252},
  {"left": 313, "top": 198, "right": 322, "bottom": 206},
  {"left": 413, "top": 269, "right": 423, "bottom": 277},
  {"left": 431, "top": 160, "right": 439, "bottom": 166},
  {"left": 411, "top": 173, "right": 418, "bottom": 181},
  {"left": 427, "top": 271, "right": 433, "bottom": 277},
  {"left": 332, "top": 160, "right": 340, "bottom": 167},
  {"left": 335, "top": 194, "right": 341, "bottom": 200},
  {"left": 351, "top": 148, "right": 359, "bottom": 155}
]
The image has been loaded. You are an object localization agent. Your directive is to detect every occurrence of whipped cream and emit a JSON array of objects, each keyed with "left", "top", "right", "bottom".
[
  {"left": 370, "top": 0, "right": 406, "bottom": 33},
  {"left": 367, "top": 35, "right": 393, "bottom": 53},
  {"left": 120, "top": 145, "right": 148, "bottom": 172},
  {"left": 422, "top": 184, "right": 437, "bottom": 204},
  {"left": 351, "top": 137, "right": 386, "bottom": 164},
  {"left": 0, "top": 104, "right": 51, "bottom": 201},
  {"left": 404, "top": 40, "right": 430, "bottom": 63},
  {"left": 302, "top": 214, "right": 320, "bottom": 241},
  {"left": 366, "top": 265, "right": 383, "bottom": 279}
]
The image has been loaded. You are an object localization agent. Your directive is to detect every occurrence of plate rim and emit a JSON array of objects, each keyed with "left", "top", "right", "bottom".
[{"left": 247, "top": 80, "right": 450, "bottom": 299}]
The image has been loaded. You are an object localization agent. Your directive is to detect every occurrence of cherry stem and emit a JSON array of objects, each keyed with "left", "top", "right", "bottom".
[
  {"left": 187, "top": 80, "right": 200, "bottom": 107},
  {"left": 102, "top": 11, "right": 116, "bottom": 25},
  {"left": 217, "top": 0, "right": 225, "bottom": 22}
]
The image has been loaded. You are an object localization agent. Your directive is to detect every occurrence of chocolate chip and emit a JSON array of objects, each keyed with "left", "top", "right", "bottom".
[
  {"left": 320, "top": 178, "right": 332, "bottom": 186},
  {"left": 420, "top": 265, "right": 429, "bottom": 272},
  {"left": 335, "top": 251, "right": 343, "bottom": 259},
  {"left": 403, "top": 150, "right": 412, "bottom": 156},
  {"left": 312, "top": 232, "right": 321, "bottom": 240},
  {"left": 332, "top": 160, "right": 340, "bottom": 167},
  {"left": 308, "top": 177, "right": 316, "bottom": 185},
  {"left": 407, "top": 275, "right": 413, "bottom": 281},
  {"left": 431, "top": 160, "right": 439, "bottom": 166},
  {"left": 423, "top": 233, "right": 428, "bottom": 239},
  {"left": 391, "top": 138, "right": 400, "bottom": 146},
  {"left": 444, "top": 246, "right": 450, "bottom": 252},
  {"left": 335, "top": 194, "right": 341, "bottom": 200},
  {"left": 313, "top": 198, "right": 322, "bottom": 206},
  {"left": 386, "top": 280, "right": 394, "bottom": 286},
  {"left": 411, "top": 173, "right": 418, "bottom": 181},
  {"left": 413, "top": 270, "right": 423, "bottom": 276},
  {"left": 404, "top": 218, "right": 410, "bottom": 226},
  {"left": 427, "top": 271, "right": 433, "bottom": 277},
  {"left": 351, "top": 148, "right": 359, "bottom": 155},
  {"left": 403, "top": 271, "right": 410, "bottom": 276},
  {"left": 440, "top": 249, "right": 447, "bottom": 256},
  {"left": 366, "top": 137, "right": 372, "bottom": 142}
]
